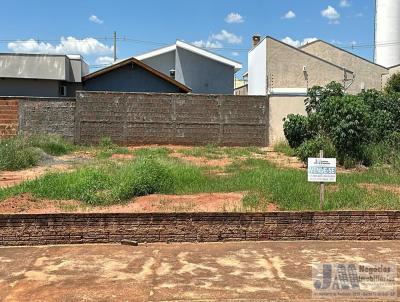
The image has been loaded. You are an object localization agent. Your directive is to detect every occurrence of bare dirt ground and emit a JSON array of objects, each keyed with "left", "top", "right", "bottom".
[
  {"left": 0, "top": 241, "right": 398, "bottom": 302},
  {"left": 261, "top": 147, "right": 305, "bottom": 170},
  {"left": 0, "top": 192, "right": 279, "bottom": 214}
]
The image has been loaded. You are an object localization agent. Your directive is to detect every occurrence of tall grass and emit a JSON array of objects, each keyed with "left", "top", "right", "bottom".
[
  {"left": 0, "top": 136, "right": 40, "bottom": 171},
  {"left": 0, "top": 134, "right": 75, "bottom": 171},
  {"left": 273, "top": 140, "right": 296, "bottom": 157}
]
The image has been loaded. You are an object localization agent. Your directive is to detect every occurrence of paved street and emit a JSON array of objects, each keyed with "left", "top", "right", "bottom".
[{"left": 0, "top": 241, "right": 399, "bottom": 301}]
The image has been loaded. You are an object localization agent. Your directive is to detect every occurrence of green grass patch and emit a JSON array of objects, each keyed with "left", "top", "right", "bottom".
[
  {"left": 179, "top": 144, "right": 222, "bottom": 159},
  {"left": 273, "top": 140, "right": 296, "bottom": 157},
  {"left": 0, "top": 134, "right": 74, "bottom": 171},
  {"left": 179, "top": 144, "right": 264, "bottom": 159},
  {"left": 0, "top": 136, "right": 41, "bottom": 171},
  {"left": 95, "top": 137, "right": 131, "bottom": 159},
  {"left": 133, "top": 147, "right": 171, "bottom": 158},
  {"left": 28, "top": 134, "right": 75, "bottom": 156},
  {"left": 0, "top": 156, "right": 175, "bottom": 205}
]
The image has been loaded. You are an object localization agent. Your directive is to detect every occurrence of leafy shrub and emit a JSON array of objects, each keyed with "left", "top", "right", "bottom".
[
  {"left": 318, "top": 95, "right": 371, "bottom": 163},
  {"left": 0, "top": 136, "right": 41, "bottom": 171},
  {"left": 384, "top": 72, "right": 400, "bottom": 93},
  {"left": 283, "top": 114, "right": 312, "bottom": 148},
  {"left": 305, "top": 81, "right": 344, "bottom": 114},
  {"left": 296, "top": 135, "right": 336, "bottom": 164}
]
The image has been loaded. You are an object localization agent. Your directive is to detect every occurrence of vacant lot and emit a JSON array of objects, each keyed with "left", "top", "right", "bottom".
[{"left": 0, "top": 136, "right": 399, "bottom": 213}]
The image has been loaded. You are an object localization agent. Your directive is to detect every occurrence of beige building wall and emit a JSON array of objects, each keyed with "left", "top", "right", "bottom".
[
  {"left": 382, "top": 64, "right": 400, "bottom": 88},
  {"left": 301, "top": 40, "right": 388, "bottom": 93},
  {"left": 266, "top": 38, "right": 351, "bottom": 91},
  {"left": 234, "top": 84, "right": 248, "bottom": 95},
  {"left": 268, "top": 95, "right": 307, "bottom": 145}
]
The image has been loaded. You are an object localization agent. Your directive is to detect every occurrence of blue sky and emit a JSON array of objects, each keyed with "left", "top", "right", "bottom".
[{"left": 0, "top": 0, "right": 375, "bottom": 75}]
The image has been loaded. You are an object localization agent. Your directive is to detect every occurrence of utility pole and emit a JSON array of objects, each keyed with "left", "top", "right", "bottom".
[{"left": 113, "top": 31, "right": 117, "bottom": 62}]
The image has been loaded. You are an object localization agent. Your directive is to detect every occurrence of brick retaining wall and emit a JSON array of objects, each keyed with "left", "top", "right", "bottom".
[
  {"left": 75, "top": 91, "right": 269, "bottom": 146},
  {"left": 0, "top": 100, "right": 19, "bottom": 138},
  {"left": 1, "top": 212, "right": 399, "bottom": 246}
]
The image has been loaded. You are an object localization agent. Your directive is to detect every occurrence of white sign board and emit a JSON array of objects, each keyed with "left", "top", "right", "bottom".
[{"left": 308, "top": 158, "right": 337, "bottom": 183}]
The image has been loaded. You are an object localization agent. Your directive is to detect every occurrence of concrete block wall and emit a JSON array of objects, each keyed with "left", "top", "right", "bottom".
[
  {"left": 1, "top": 211, "right": 400, "bottom": 246},
  {"left": 19, "top": 98, "right": 76, "bottom": 141},
  {"left": 75, "top": 91, "right": 268, "bottom": 146},
  {"left": 0, "top": 97, "right": 76, "bottom": 140},
  {"left": 0, "top": 100, "right": 19, "bottom": 138}
]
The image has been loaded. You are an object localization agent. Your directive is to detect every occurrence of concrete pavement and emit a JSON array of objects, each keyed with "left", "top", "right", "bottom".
[{"left": 0, "top": 241, "right": 399, "bottom": 301}]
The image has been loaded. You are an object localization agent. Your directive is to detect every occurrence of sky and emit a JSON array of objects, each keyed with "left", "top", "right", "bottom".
[{"left": 0, "top": 0, "right": 376, "bottom": 76}]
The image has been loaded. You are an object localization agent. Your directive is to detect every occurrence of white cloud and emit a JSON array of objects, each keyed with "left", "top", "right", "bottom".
[
  {"left": 89, "top": 15, "right": 103, "bottom": 24},
  {"left": 231, "top": 52, "right": 240, "bottom": 56},
  {"left": 282, "top": 10, "right": 296, "bottom": 19},
  {"left": 281, "top": 37, "right": 318, "bottom": 48},
  {"left": 7, "top": 37, "right": 113, "bottom": 55},
  {"left": 95, "top": 56, "right": 115, "bottom": 65},
  {"left": 355, "top": 12, "right": 363, "bottom": 17},
  {"left": 225, "top": 13, "right": 244, "bottom": 24},
  {"left": 211, "top": 30, "right": 242, "bottom": 44},
  {"left": 321, "top": 6, "right": 340, "bottom": 24},
  {"left": 339, "top": 0, "right": 350, "bottom": 8},
  {"left": 192, "top": 40, "right": 223, "bottom": 49}
]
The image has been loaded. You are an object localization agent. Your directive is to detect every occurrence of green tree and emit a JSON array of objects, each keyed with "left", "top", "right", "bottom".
[
  {"left": 384, "top": 72, "right": 400, "bottom": 94},
  {"left": 304, "top": 81, "right": 344, "bottom": 115}
]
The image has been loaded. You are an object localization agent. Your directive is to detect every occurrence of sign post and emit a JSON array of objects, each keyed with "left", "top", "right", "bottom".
[
  {"left": 319, "top": 150, "right": 324, "bottom": 209},
  {"left": 308, "top": 151, "right": 337, "bottom": 210}
]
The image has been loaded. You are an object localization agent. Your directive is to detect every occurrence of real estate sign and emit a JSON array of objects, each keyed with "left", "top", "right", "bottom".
[{"left": 308, "top": 158, "right": 337, "bottom": 183}]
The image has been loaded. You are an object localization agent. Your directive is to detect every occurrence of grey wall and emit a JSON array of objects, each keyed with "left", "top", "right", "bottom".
[
  {"left": 175, "top": 47, "right": 234, "bottom": 94},
  {"left": 75, "top": 91, "right": 268, "bottom": 146},
  {"left": 0, "top": 78, "right": 61, "bottom": 97},
  {"left": 0, "top": 54, "right": 67, "bottom": 81},
  {"left": 82, "top": 64, "right": 182, "bottom": 93},
  {"left": 18, "top": 98, "right": 76, "bottom": 141},
  {"left": 141, "top": 51, "right": 175, "bottom": 76}
]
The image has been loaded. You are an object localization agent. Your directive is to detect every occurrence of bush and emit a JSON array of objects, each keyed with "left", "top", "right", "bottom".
[
  {"left": 296, "top": 135, "right": 337, "bottom": 164},
  {"left": 305, "top": 81, "right": 344, "bottom": 114},
  {"left": 318, "top": 95, "right": 371, "bottom": 163},
  {"left": 384, "top": 72, "right": 400, "bottom": 93},
  {"left": 283, "top": 114, "right": 312, "bottom": 148},
  {"left": 111, "top": 157, "right": 175, "bottom": 201},
  {"left": 0, "top": 136, "right": 41, "bottom": 171}
]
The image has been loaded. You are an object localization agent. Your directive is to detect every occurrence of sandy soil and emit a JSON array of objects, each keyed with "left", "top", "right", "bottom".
[
  {"left": 170, "top": 152, "right": 233, "bottom": 167},
  {"left": 260, "top": 147, "right": 305, "bottom": 170},
  {"left": 0, "top": 192, "right": 279, "bottom": 214}
]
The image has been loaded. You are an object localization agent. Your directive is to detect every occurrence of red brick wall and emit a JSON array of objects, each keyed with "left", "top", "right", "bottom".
[
  {"left": 1, "top": 211, "right": 399, "bottom": 246},
  {"left": 0, "top": 100, "right": 19, "bottom": 138}
]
